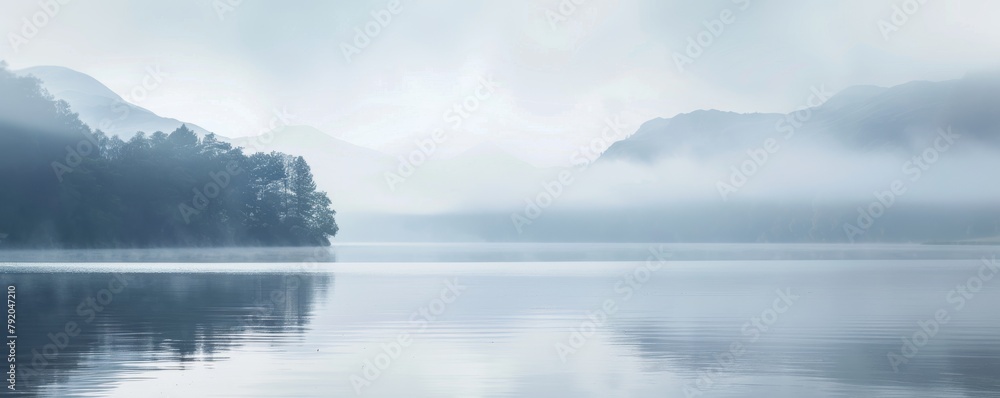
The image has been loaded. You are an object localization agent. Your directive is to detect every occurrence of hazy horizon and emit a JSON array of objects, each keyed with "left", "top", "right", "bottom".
[{"left": 4, "top": 0, "right": 1000, "bottom": 162}]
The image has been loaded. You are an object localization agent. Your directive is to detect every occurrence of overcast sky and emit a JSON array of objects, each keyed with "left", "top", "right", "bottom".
[{"left": 3, "top": 0, "right": 1000, "bottom": 164}]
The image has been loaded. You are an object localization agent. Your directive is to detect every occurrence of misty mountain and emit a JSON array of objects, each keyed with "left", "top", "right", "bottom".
[
  {"left": 227, "top": 128, "right": 559, "bottom": 215},
  {"left": 6, "top": 65, "right": 563, "bottom": 217},
  {"left": 11, "top": 64, "right": 1000, "bottom": 244},
  {"left": 0, "top": 65, "right": 338, "bottom": 248},
  {"left": 603, "top": 72, "right": 1000, "bottom": 162},
  {"left": 395, "top": 143, "right": 557, "bottom": 206},
  {"left": 225, "top": 124, "right": 391, "bottom": 170},
  {"left": 601, "top": 110, "right": 782, "bottom": 162},
  {"left": 225, "top": 125, "right": 397, "bottom": 213},
  {"left": 500, "top": 73, "right": 1000, "bottom": 244},
  {"left": 15, "top": 65, "right": 213, "bottom": 138}
]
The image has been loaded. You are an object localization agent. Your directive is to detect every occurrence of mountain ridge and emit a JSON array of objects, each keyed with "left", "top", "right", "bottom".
[
  {"left": 603, "top": 72, "right": 1000, "bottom": 163},
  {"left": 15, "top": 65, "right": 215, "bottom": 138}
]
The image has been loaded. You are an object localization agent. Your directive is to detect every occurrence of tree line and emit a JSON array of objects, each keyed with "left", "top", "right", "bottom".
[{"left": 0, "top": 63, "right": 338, "bottom": 248}]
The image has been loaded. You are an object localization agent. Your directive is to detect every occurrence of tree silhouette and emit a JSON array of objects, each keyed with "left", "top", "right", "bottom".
[{"left": 0, "top": 64, "right": 338, "bottom": 248}]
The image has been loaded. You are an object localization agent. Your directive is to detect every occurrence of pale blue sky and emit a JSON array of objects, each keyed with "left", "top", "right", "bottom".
[{"left": 2, "top": 0, "right": 999, "bottom": 163}]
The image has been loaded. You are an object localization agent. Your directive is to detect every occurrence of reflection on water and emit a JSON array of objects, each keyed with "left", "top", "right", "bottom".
[
  {"left": 2, "top": 245, "right": 999, "bottom": 397},
  {"left": 4, "top": 242, "right": 1000, "bottom": 263},
  {"left": 4, "top": 272, "right": 332, "bottom": 397}
]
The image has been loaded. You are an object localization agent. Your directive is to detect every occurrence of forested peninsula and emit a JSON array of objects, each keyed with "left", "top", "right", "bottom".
[{"left": 0, "top": 64, "right": 339, "bottom": 248}]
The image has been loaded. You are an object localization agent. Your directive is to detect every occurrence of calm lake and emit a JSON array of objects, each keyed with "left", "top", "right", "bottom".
[{"left": 2, "top": 244, "right": 999, "bottom": 397}]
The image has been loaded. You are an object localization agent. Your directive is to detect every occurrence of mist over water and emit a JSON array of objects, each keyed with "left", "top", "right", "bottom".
[
  {"left": 4, "top": 1, "right": 1000, "bottom": 396},
  {"left": 4, "top": 245, "right": 1000, "bottom": 397}
]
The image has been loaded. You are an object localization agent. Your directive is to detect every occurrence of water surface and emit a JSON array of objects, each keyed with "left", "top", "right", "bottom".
[{"left": 2, "top": 244, "right": 999, "bottom": 397}]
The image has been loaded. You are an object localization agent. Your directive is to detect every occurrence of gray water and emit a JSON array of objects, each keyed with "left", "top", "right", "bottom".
[{"left": 2, "top": 244, "right": 1000, "bottom": 397}]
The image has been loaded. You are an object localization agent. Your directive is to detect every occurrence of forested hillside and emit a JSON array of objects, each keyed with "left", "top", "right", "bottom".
[{"left": 0, "top": 63, "right": 338, "bottom": 248}]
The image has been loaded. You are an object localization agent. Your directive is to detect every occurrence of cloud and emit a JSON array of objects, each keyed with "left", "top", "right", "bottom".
[{"left": 3, "top": 0, "right": 1000, "bottom": 163}]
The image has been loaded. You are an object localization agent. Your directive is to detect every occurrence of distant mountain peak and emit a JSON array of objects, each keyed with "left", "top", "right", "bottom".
[
  {"left": 226, "top": 124, "right": 390, "bottom": 160},
  {"left": 14, "top": 65, "right": 213, "bottom": 138},
  {"left": 601, "top": 74, "right": 1000, "bottom": 164},
  {"left": 17, "top": 65, "right": 123, "bottom": 101}
]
